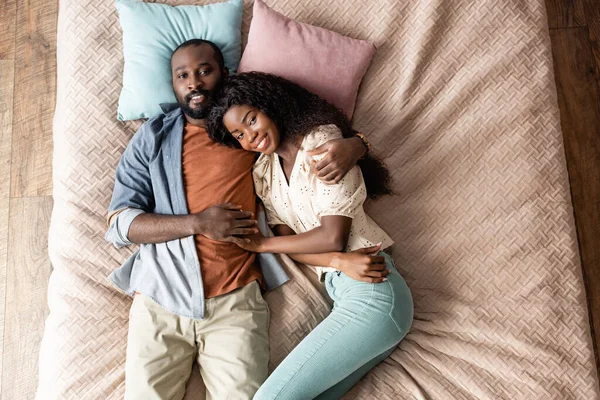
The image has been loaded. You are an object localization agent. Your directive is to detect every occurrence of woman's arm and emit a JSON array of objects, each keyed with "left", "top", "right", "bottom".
[
  {"left": 271, "top": 224, "right": 341, "bottom": 266},
  {"left": 271, "top": 225, "right": 390, "bottom": 283},
  {"left": 256, "top": 215, "right": 352, "bottom": 254}
]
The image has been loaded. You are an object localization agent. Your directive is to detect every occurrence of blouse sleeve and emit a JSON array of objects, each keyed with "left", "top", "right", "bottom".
[
  {"left": 253, "top": 153, "right": 286, "bottom": 226},
  {"left": 262, "top": 197, "right": 286, "bottom": 227},
  {"left": 303, "top": 125, "right": 368, "bottom": 218},
  {"left": 314, "top": 166, "right": 367, "bottom": 218}
]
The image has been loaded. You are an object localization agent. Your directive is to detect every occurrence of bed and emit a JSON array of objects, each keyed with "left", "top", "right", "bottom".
[{"left": 36, "top": 0, "right": 600, "bottom": 399}]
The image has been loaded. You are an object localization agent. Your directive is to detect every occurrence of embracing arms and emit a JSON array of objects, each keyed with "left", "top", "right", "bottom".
[
  {"left": 227, "top": 210, "right": 389, "bottom": 283},
  {"left": 125, "top": 204, "right": 258, "bottom": 244},
  {"left": 105, "top": 120, "right": 257, "bottom": 247},
  {"left": 309, "top": 134, "right": 368, "bottom": 184}
]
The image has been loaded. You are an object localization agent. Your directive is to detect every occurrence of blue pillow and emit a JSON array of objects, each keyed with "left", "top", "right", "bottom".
[{"left": 115, "top": 0, "right": 243, "bottom": 120}]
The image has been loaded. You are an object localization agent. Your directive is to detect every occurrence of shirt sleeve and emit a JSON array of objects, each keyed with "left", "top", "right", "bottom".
[
  {"left": 314, "top": 165, "right": 367, "bottom": 219},
  {"left": 262, "top": 197, "right": 285, "bottom": 226},
  {"left": 105, "top": 122, "right": 155, "bottom": 247},
  {"left": 304, "top": 125, "right": 368, "bottom": 219},
  {"left": 253, "top": 154, "right": 286, "bottom": 227},
  {"left": 105, "top": 207, "right": 146, "bottom": 248}
]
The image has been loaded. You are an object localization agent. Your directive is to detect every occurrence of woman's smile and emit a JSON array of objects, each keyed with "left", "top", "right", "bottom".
[
  {"left": 223, "top": 104, "right": 281, "bottom": 154},
  {"left": 254, "top": 135, "right": 269, "bottom": 151}
]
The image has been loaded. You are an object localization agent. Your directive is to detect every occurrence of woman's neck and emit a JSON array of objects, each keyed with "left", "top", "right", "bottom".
[{"left": 275, "top": 136, "right": 301, "bottom": 164}]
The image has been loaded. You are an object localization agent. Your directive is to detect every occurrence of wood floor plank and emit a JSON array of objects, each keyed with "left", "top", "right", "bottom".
[
  {"left": 545, "top": 0, "right": 587, "bottom": 28},
  {"left": 583, "top": 0, "right": 600, "bottom": 82},
  {"left": 0, "top": 60, "right": 15, "bottom": 400},
  {"left": 10, "top": 0, "right": 57, "bottom": 198},
  {"left": 550, "top": 27, "right": 600, "bottom": 372},
  {"left": 2, "top": 197, "right": 53, "bottom": 400},
  {"left": 0, "top": 0, "right": 17, "bottom": 60}
]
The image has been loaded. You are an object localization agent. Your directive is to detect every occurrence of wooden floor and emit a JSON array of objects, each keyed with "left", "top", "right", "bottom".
[
  {"left": 547, "top": 0, "right": 600, "bottom": 373},
  {"left": 0, "top": 0, "right": 598, "bottom": 399}
]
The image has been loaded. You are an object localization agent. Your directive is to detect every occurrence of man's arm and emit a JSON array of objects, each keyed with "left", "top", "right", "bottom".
[
  {"left": 126, "top": 204, "right": 258, "bottom": 244},
  {"left": 105, "top": 121, "right": 158, "bottom": 248},
  {"left": 105, "top": 120, "right": 257, "bottom": 247},
  {"left": 307, "top": 133, "right": 368, "bottom": 184}
]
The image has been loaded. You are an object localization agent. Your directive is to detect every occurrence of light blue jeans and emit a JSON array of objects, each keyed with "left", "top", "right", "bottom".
[{"left": 254, "top": 252, "right": 413, "bottom": 400}]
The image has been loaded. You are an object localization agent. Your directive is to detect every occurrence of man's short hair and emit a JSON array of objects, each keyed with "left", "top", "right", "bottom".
[{"left": 171, "top": 39, "right": 225, "bottom": 70}]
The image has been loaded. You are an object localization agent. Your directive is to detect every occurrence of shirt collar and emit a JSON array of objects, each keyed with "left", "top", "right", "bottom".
[
  {"left": 159, "top": 103, "right": 184, "bottom": 124},
  {"left": 159, "top": 102, "right": 181, "bottom": 114}
]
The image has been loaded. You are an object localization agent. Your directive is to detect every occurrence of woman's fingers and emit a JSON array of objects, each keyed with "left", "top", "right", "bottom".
[
  {"left": 365, "top": 257, "right": 386, "bottom": 270},
  {"left": 364, "top": 270, "right": 391, "bottom": 279},
  {"left": 369, "top": 255, "right": 386, "bottom": 264},
  {"left": 364, "top": 264, "right": 386, "bottom": 272},
  {"left": 348, "top": 272, "right": 388, "bottom": 283},
  {"left": 358, "top": 276, "right": 387, "bottom": 283},
  {"left": 356, "top": 243, "right": 382, "bottom": 254}
]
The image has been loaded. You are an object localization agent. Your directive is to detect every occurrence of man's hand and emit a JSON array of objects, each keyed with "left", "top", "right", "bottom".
[
  {"left": 193, "top": 203, "right": 258, "bottom": 241},
  {"left": 331, "top": 244, "right": 390, "bottom": 283},
  {"left": 308, "top": 136, "right": 366, "bottom": 184}
]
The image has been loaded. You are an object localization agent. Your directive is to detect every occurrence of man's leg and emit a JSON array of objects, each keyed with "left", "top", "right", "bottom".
[
  {"left": 125, "top": 294, "right": 197, "bottom": 400},
  {"left": 196, "top": 281, "right": 270, "bottom": 400}
]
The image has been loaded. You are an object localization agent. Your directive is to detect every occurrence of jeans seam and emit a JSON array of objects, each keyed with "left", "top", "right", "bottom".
[
  {"left": 269, "top": 280, "right": 376, "bottom": 400},
  {"left": 380, "top": 253, "right": 407, "bottom": 337},
  {"left": 385, "top": 277, "right": 405, "bottom": 335}
]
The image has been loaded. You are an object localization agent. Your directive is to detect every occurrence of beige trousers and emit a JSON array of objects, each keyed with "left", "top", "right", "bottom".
[{"left": 124, "top": 281, "right": 270, "bottom": 400}]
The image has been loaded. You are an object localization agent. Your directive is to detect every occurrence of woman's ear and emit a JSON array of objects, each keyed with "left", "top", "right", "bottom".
[{"left": 223, "top": 67, "right": 229, "bottom": 80}]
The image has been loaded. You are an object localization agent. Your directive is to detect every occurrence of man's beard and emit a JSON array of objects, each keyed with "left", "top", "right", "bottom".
[
  {"left": 177, "top": 79, "right": 224, "bottom": 119},
  {"left": 177, "top": 88, "right": 213, "bottom": 119}
]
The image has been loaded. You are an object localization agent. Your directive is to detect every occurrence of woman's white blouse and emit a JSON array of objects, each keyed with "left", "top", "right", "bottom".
[{"left": 253, "top": 124, "right": 394, "bottom": 279}]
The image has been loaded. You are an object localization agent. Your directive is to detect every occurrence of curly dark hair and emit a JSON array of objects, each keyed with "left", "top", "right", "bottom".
[{"left": 207, "top": 72, "right": 392, "bottom": 198}]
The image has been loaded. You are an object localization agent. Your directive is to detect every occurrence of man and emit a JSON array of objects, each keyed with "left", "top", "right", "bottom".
[{"left": 106, "top": 39, "right": 369, "bottom": 400}]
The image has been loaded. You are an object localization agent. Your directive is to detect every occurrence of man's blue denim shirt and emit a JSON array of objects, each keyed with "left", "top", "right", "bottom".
[{"left": 105, "top": 104, "right": 289, "bottom": 319}]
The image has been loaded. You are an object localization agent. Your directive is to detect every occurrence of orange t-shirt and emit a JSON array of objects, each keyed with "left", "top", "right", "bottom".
[{"left": 182, "top": 123, "right": 263, "bottom": 298}]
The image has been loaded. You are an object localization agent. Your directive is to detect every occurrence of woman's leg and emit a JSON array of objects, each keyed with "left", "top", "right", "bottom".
[
  {"left": 313, "top": 346, "right": 395, "bottom": 400},
  {"left": 254, "top": 256, "right": 413, "bottom": 400}
]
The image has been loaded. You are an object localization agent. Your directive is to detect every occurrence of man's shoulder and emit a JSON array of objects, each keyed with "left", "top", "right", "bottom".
[{"left": 134, "top": 105, "right": 182, "bottom": 143}]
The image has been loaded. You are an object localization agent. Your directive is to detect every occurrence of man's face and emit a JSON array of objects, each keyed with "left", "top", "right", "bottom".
[{"left": 171, "top": 44, "right": 226, "bottom": 120}]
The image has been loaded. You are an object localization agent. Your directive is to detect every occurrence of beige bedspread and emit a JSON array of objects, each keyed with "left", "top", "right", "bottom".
[{"left": 36, "top": 0, "right": 600, "bottom": 399}]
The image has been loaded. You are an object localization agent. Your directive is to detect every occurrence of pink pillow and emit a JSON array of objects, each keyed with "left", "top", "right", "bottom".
[{"left": 239, "top": 0, "right": 376, "bottom": 119}]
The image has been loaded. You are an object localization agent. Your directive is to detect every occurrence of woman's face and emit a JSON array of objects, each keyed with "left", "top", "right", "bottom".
[{"left": 223, "top": 105, "right": 280, "bottom": 154}]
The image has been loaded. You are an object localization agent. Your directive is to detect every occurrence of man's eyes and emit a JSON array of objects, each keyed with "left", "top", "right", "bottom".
[{"left": 177, "top": 69, "right": 210, "bottom": 79}]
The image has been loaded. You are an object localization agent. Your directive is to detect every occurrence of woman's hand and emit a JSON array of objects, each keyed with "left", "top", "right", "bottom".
[
  {"left": 331, "top": 244, "right": 390, "bottom": 283},
  {"left": 308, "top": 136, "right": 366, "bottom": 184},
  {"left": 224, "top": 232, "right": 268, "bottom": 253}
]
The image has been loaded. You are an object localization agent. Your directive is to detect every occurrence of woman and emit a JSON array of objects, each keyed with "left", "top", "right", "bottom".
[{"left": 207, "top": 72, "right": 413, "bottom": 400}]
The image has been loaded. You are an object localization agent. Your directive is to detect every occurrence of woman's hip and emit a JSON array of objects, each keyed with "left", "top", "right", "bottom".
[{"left": 325, "top": 251, "right": 413, "bottom": 336}]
